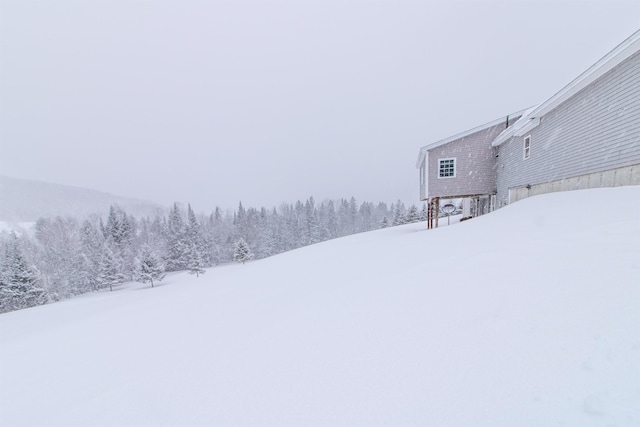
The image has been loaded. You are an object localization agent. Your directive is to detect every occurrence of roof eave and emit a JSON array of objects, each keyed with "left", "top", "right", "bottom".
[
  {"left": 419, "top": 108, "right": 529, "bottom": 155},
  {"left": 416, "top": 147, "right": 427, "bottom": 168}
]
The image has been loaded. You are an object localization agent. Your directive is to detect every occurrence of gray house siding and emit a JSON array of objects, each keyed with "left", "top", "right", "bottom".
[
  {"left": 496, "top": 50, "right": 640, "bottom": 205},
  {"left": 426, "top": 123, "right": 505, "bottom": 199}
]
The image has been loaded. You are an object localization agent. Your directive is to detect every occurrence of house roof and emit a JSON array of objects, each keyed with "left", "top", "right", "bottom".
[
  {"left": 416, "top": 109, "right": 528, "bottom": 168},
  {"left": 492, "top": 29, "right": 640, "bottom": 147},
  {"left": 489, "top": 105, "right": 539, "bottom": 147}
]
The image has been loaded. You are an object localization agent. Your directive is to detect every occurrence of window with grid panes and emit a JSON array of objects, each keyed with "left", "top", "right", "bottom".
[{"left": 438, "top": 158, "right": 456, "bottom": 178}]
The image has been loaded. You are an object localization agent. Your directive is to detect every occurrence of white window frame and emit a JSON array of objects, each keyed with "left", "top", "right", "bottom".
[
  {"left": 523, "top": 135, "right": 531, "bottom": 160},
  {"left": 438, "top": 157, "right": 456, "bottom": 179}
]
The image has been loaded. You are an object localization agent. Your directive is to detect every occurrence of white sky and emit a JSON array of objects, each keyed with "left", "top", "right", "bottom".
[{"left": 1, "top": 0, "right": 639, "bottom": 212}]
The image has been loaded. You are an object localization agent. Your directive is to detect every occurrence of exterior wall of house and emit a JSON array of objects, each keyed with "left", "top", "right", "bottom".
[
  {"left": 426, "top": 123, "right": 504, "bottom": 199},
  {"left": 508, "top": 163, "right": 640, "bottom": 203},
  {"left": 496, "top": 50, "right": 640, "bottom": 205}
]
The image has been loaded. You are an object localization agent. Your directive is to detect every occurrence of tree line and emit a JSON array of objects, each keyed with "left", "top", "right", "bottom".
[{"left": 0, "top": 197, "right": 427, "bottom": 313}]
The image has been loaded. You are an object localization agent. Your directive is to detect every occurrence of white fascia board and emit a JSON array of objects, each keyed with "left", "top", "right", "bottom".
[
  {"left": 424, "top": 151, "right": 429, "bottom": 198},
  {"left": 491, "top": 127, "right": 517, "bottom": 147},
  {"left": 491, "top": 105, "right": 539, "bottom": 147},
  {"left": 514, "top": 117, "right": 541, "bottom": 137},
  {"left": 416, "top": 147, "right": 428, "bottom": 168},
  {"left": 422, "top": 117, "right": 506, "bottom": 151},
  {"left": 418, "top": 108, "right": 529, "bottom": 160}
]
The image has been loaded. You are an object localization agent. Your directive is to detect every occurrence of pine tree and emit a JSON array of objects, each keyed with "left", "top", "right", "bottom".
[
  {"left": 233, "top": 238, "right": 253, "bottom": 264},
  {"left": 105, "top": 205, "right": 133, "bottom": 246},
  {"left": 406, "top": 205, "right": 420, "bottom": 223},
  {"left": 0, "top": 233, "right": 47, "bottom": 313},
  {"left": 349, "top": 196, "right": 358, "bottom": 232},
  {"left": 380, "top": 216, "right": 389, "bottom": 228},
  {"left": 392, "top": 201, "right": 407, "bottom": 226},
  {"left": 34, "top": 216, "right": 84, "bottom": 300},
  {"left": 325, "top": 200, "right": 339, "bottom": 239},
  {"left": 135, "top": 245, "right": 166, "bottom": 287},
  {"left": 187, "top": 205, "right": 209, "bottom": 264},
  {"left": 103, "top": 206, "right": 136, "bottom": 281},
  {"left": 96, "top": 246, "right": 122, "bottom": 292},
  {"left": 420, "top": 203, "right": 428, "bottom": 221},
  {"left": 359, "top": 201, "right": 374, "bottom": 230},
  {"left": 79, "top": 219, "right": 105, "bottom": 292},
  {"left": 303, "top": 198, "right": 321, "bottom": 245},
  {"left": 166, "top": 203, "right": 188, "bottom": 271},
  {"left": 185, "top": 204, "right": 208, "bottom": 277},
  {"left": 186, "top": 241, "right": 206, "bottom": 277}
]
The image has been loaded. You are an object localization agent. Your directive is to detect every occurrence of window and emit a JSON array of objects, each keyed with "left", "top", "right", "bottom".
[
  {"left": 438, "top": 158, "right": 456, "bottom": 178},
  {"left": 524, "top": 135, "right": 531, "bottom": 160}
]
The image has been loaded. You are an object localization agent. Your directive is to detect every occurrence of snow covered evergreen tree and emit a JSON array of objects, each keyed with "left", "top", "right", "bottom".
[
  {"left": 358, "top": 202, "right": 374, "bottom": 231},
  {"left": 406, "top": 205, "right": 420, "bottom": 223},
  {"left": 0, "top": 233, "right": 47, "bottom": 313},
  {"left": 184, "top": 204, "right": 208, "bottom": 277},
  {"left": 78, "top": 219, "right": 105, "bottom": 292},
  {"left": 96, "top": 246, "right": 122, "bottom": 292},
  {"left": 233, "top": 238, "right": 253, "bottom": 264},
  {"left": 420, "top": 203, "right": 428, "bottom": 221},
  {"left": 33, "top": 217, "right": 83, "bottom": 300},
  {"left": 392, "top": 201, "right": 407, "bottom": 226},
  {"left": 325, "top": 200, "right": 339, "bottom": 239},
  {"left": 166, "top": 203, "right": 188, "bottom": 271},
  {"left": 303, "top": 198, "right": 321, "bottom": 245},
  {"left": 186, "top": 241, "right": 206, "bottom": 277},
  {"left": 135, "top": 245, "right": 166, "bottom": 287},
  {"left": 103, "top": 205, "right": 136, "bottom": 281},
  {"left": 104, "top": 205, "right": 133, "bottom": 246}
]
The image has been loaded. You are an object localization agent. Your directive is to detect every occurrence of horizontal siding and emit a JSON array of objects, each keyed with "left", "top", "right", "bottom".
[
  {"left": 427, "top": 123, "right": 503, "bottom": 198},
  {"left": 497, "top": 49, "right": 640, "bottom": 204}
]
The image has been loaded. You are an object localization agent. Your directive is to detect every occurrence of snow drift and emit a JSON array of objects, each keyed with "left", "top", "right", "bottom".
[{"left": 1, "top": 186, "right": 639, "bottom": 426}]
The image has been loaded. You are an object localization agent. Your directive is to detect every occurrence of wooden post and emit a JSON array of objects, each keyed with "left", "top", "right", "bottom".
[{"left": 427, "top": 197, "right": 440, "bottom": 229}]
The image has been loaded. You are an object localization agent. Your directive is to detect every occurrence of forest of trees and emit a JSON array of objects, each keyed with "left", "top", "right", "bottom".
[{"left": 0, "top": 197, "right": 428, "bottom": 313}]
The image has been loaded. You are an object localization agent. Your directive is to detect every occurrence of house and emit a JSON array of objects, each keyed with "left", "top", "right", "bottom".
[
  {"left": 417, "top": 29, "right": 640, "bottom": 228},
  {"left": 415, "top": 110, "right": 527, "bottom": 228}
]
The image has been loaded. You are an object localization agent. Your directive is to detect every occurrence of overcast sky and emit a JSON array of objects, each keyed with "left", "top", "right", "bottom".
[{"left": 1, "top": 0, "right": 639, "bottom": 212}]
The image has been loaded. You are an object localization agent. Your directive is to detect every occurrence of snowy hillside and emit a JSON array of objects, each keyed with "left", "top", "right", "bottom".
[
  {"left": 1, "top": 186, "right": 639, "bottom": 426},
  {"left": 0, "top": 175, "right": 164, "bottom": 222}
]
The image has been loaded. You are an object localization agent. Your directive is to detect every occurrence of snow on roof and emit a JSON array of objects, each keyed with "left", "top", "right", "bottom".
[
  {"left": 416, "top": 108, "right": 528, "bottom": 168},
  {"left": 490, "top": 105, "right": 539, "bottom": 147},
  {"left": 492, "top": 29, "right": 640, "bottom": 147}
]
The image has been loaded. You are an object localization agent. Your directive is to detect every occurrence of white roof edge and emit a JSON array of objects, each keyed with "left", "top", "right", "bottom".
[
  {"left": 416, "top": 147, "right": 428, "bottom": 168},
  {"left": 491, "top": 105, "right": 539, "bottom": 147},
  {"left": 492, "top": 30, "right": 640, "bottom": 148},
  {"left": 416, "top": 108, "right": 529, "bottom": 168},
  {"left": 513, "top": 117, "right": 540, "bottom": 137}
]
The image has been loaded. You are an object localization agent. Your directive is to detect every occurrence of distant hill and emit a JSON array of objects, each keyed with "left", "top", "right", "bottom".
[{"left": 0, "top": 176, "right": 165, "bottom": 222}]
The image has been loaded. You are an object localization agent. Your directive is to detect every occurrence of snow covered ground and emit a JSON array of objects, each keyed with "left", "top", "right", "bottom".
[{"left": 1, "top": 186, "right": 639, "bottom": 426}]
